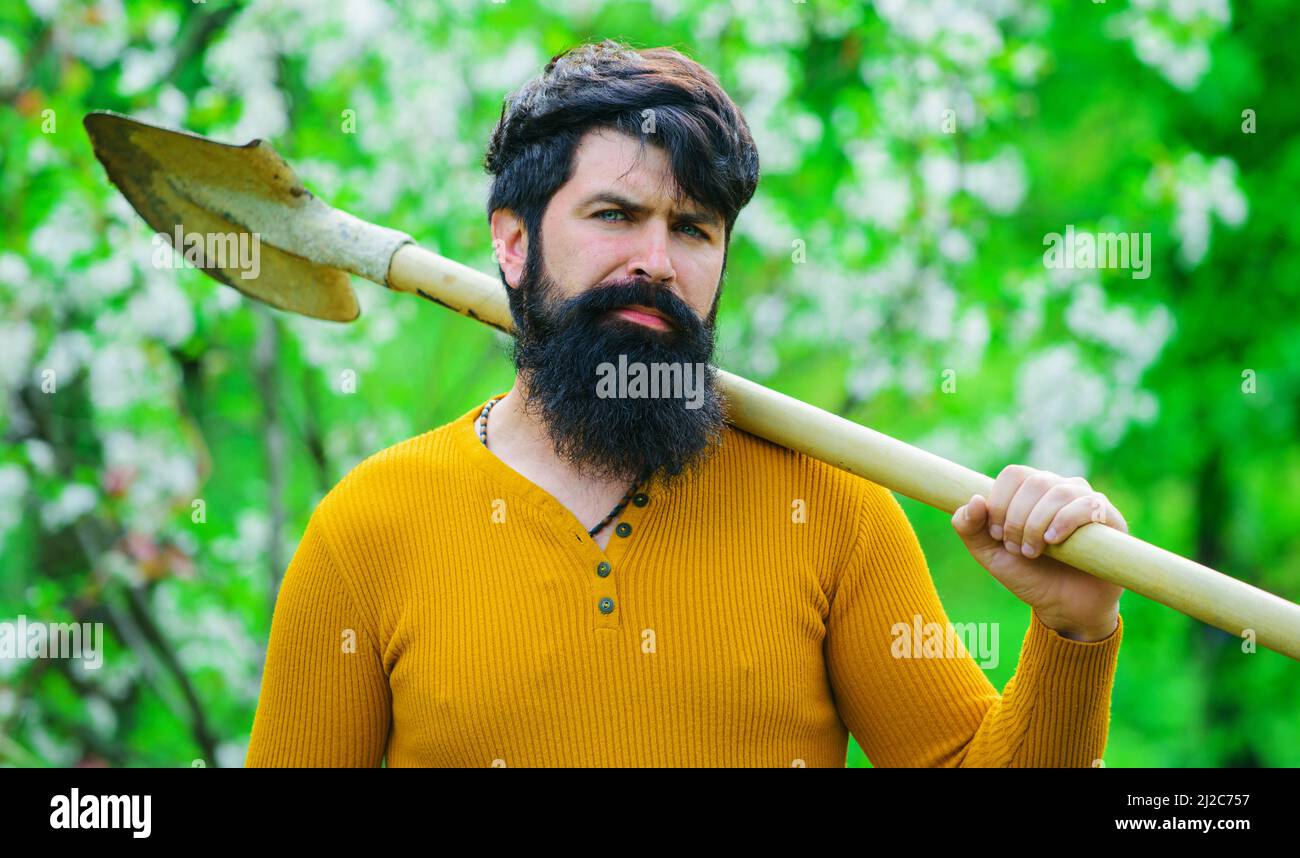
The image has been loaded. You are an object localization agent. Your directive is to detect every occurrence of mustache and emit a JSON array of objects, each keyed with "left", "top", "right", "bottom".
[{"left": 546, "top": 278, "right": 703, "bottom": 334}]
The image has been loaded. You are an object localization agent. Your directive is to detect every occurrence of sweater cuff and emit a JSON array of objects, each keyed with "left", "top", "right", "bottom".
[
  {"left": 1021, "top": 609, "right": 1123, "bottom": 678},
  {"left": 1010, "top": 610, "right": 1123, "bottom": 764},
  {"left": 1032, "top": 608, "right": 1122, "bottom": 643}
]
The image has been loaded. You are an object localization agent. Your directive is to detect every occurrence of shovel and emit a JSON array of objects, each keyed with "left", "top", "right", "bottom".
[{"left": 82, "top": 110, "right": 1300, "bottom": 662}]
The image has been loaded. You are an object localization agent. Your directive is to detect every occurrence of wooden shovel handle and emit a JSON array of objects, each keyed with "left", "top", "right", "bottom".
[{"left": 387, "top": 244, "right": 1300, "bottom": 661}]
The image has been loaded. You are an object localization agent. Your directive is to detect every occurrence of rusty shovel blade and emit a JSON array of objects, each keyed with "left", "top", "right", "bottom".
[{"left": 83, "top": 110, "right": 412, "bottom": 322}]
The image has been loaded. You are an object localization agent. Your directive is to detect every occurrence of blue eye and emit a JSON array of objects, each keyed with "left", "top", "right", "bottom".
[{"left": 595, "top": 209, "right": 709, "bottom": 240}]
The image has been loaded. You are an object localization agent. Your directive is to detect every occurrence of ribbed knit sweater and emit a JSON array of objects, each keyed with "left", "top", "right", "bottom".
[{"left": 245, "top": 393, "right": 1122, "bottom": 767}]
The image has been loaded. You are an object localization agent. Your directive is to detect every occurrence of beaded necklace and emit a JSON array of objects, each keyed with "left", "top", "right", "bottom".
[{"left": 476, "top": 396, "right": 647, "bottom": 539}]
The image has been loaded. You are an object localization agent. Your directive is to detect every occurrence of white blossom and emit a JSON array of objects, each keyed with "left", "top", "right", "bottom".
[
  {"left": 0, "top": 36, "right": 21, "bottom": 90},
  {"left": 0, "top": 320, "right": 37, "bottom": 395},
  {"left": 0, "top": 464, "right": 29, "bottom": 543},
  {"left": 40, "top": 483, "right": 98, "bottom": 531}
]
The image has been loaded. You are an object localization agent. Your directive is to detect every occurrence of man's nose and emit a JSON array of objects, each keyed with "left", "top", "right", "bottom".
[{"left": 626, "top": 220, "right": 676, "bottom": 283}]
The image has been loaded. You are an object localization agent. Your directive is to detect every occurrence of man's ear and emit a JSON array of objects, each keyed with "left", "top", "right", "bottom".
[{"left": 490, "top": 209, "right": 529, "bottom": 288}]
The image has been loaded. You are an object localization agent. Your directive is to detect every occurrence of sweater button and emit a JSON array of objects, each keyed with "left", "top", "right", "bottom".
[
  {"left": 615, "top": 522, "right": 632, "bottom": 537},
  {"left": 632, "top": 492, "right": 649, "bottom": 507},
  {"left": 599, "top": 597, "right": 615, "bottom": 614},
  {"left": 596, "top": 561, "right": 611, "bottom": 578}
]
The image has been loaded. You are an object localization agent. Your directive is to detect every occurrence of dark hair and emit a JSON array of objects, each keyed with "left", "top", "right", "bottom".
[{"left": 484, "top": 39, "right": 760, "bottom": 283}]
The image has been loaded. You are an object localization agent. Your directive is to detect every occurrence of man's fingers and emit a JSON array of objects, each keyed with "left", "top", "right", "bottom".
[
  {"left": 1001, "top": 471, "right": 1058, "bottom": 552},
  {"left": 986, "top": 465, "right": 1030, "bottom": 541},
  {"left": 1021, "top": 483, "right": 1090, "bottom": 557},
  {"left": 952, "top": 494, "right": 992, "bottom": 540},
  {"left": 1043, "top": 492, "right": 1126, "bottom": 544},
  {"left": 956, "top": 496, "right": 1003, "bottom": 556}
]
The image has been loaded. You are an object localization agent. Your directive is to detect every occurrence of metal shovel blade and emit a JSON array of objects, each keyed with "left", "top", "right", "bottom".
[{"left": 83, "top": 111, "right": 409, "bottom": 322}]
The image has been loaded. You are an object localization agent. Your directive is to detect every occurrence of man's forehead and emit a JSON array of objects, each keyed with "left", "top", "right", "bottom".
[{"left": 562, "top": 128, "right": 720, "bottom": 224}]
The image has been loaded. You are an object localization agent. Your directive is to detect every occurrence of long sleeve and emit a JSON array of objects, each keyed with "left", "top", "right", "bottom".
[
  {"left": 245, "top": 506, "right": 392, "bottom": 767},
  {"left": 824, "top": 481, "right": 1123, "bottom": 767}
]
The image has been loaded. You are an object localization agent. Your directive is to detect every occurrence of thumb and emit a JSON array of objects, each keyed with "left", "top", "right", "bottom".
[{"left": 951, "top": 494, "right": 1002, "bottom": 554}]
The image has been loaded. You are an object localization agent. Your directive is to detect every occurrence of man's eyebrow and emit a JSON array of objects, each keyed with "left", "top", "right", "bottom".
[{"left": 577, "top": 191, "right": 721, "bottom": 229}]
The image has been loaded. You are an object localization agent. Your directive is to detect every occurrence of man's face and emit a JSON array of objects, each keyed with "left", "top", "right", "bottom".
[
  {"left": 491, "top": 128, "right": 730, "bottom": 486},
  {"left": 529, "top": 127, "right": 727, "bottom": 326}
]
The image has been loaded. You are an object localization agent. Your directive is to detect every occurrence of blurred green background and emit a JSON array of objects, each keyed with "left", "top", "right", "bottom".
[{"left": 1, "top": 0, "right": 1297, "bottom": 767}]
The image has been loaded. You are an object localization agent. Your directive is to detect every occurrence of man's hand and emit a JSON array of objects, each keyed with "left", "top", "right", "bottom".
[{"left": 951, "top": 465, "right": 1126, "bottom": 642}]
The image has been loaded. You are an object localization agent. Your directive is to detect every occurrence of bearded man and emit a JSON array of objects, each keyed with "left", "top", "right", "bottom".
[{"left": 247, "top": 39, "right": 1126, "bottom": 768}]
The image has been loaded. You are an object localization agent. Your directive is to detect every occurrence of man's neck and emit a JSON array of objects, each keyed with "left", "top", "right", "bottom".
[
  {"left": 483, "top": 379, "right": 554, "bottom": 469},
  {"left": 483, "top": 378, "right": 638, "bottom": 529}
]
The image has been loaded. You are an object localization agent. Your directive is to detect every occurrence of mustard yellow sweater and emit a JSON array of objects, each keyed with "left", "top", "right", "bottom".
[{"left": 245, "top": 394, "right": 1122, "bottom": 767}]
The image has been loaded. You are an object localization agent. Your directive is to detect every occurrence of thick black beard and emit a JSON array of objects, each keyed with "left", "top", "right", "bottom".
[{"left": 507, "top": 242, "right": 728, "bottom": 488}]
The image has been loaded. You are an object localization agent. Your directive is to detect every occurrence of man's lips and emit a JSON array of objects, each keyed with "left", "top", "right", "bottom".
[{"left": 609, "top": 305, "right": 673, "bottom": 331}]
